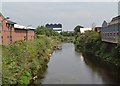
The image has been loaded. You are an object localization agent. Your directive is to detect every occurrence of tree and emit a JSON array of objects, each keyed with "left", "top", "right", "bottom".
[
  {"left": 74, "top": 25, "right": 84, "bottom": 33},
  {"left": 35, "top": 25, "right": 62, "bottom": 38},
  {"left": 91, "top": 23, "right": 96, "bottom": 31}
]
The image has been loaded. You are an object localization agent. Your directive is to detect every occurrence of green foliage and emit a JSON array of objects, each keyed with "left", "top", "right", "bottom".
[
  {"left": 60, "top": 31, "right": 75, "bottom": 37},
  {"left": 2, "top": 37, "right": 60, "bottom": 84},
  {"left": 74, "top": 30, "right": 120, "bottom": 67},
  {"left": 74, "top": 25, "right": 83, "bottom": 34},
  {"left": 74, "top": 30, "right": 101, "bottom": 52},
  {"left": 19, "top": 71, "right": 31, "bottom": 84},
  {"left": 35, "top": 26, "right": 62, "bottom": 37}
]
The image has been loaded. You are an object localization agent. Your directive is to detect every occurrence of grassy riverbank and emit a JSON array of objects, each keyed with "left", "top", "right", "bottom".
[
  {"left": 2, "top": 37, "right": 59, "bottom": 85},
  {"left": 74, "top": 30, "right": 120, "bottom": 67}
]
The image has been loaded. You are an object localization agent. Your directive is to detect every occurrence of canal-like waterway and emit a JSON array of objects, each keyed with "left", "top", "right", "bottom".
[{"left": 40, "top": 43, "right": 120, "bottom": 84}]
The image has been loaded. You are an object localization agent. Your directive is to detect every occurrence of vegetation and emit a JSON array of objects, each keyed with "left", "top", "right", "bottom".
[
  {"left": 74, "top": 25, "right": 83, "bottom": 34},
  {"left": 60, "top": 31, "right": 75, "bottom": 42},
  {"left": 2, "top": 37, "right": 59, "bottom": 85},
  {"left": 36, "top": 25, "right": 76, "bottom": 43},
  {"left": 60, "top": 31, "right": 75, "bottom": 37},
  {"left": 74, "top": 30, "right": 120, "bottom": 67},
  {"left": 2, "top": 25, "right": 61, "bottom": 85},
  {"left": 35, "top": 26, "right": 62, "bottom": 39}
]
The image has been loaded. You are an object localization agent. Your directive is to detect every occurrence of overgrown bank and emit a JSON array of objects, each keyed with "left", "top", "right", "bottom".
[
  {"left": 2, "top": 37, "right": 60, "bottom": 85},
  {"left": 74, "top": 30, "right": 120, "bottom": 67}
]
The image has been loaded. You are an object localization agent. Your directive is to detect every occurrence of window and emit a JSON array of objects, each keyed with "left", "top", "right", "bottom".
[
  {"left": 108, "top": 33, "right": 109, "bottom": 36},
  {"left": 114, "top": 33, "right": 116, "bottom": 36},
  {"left": 110, "top": 33, "right": 112, "bottom": 36},
  {"left": 24, "top": 36, "right": 26, "bottom": 40},
  {"left": 117, "top": 32, "right": 119, "bottom": 36},
  {"left": 1, "top": 36, "right": 3, "bottom": 44},
  {"left": 6, "top": 24, "right": 9, "bottom": 30}
]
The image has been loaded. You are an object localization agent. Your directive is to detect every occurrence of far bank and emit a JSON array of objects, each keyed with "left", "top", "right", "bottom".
[{"left": 74, "top": 30, "right": 120, "bottom": 67}]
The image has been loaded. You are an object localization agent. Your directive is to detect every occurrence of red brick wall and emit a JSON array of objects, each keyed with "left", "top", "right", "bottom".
[
  {"left": 15, "top": 30, "right": 26, "bottom": 41},
  {"left": 15, "top": 29, "right": 35, "bottom": 42},
  {"left": 0, "top": 15, "right": 10, "bottom": 45},
  {"left": 27, "top": 30, "right": 35, "bottom": 40},
  {"left": 0, "top": 15, "right": 35, "bottom": 45}
]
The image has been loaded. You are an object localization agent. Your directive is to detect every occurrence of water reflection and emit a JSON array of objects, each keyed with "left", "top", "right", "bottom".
[
  {"left": 82, "top": 53, "right": 120, "bottom": 84},
  {"left": 36, "top": 43, "right": 120, "bottom": 84}
]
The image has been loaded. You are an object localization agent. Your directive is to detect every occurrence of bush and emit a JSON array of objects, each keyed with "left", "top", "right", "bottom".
[{"left": 2, "top": 37, "right": 60, "bottom": 84}]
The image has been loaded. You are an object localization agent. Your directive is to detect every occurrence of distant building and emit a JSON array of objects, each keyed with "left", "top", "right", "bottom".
[
  {"left": 80, "top": 28, "right": 92, "bottom": 33},
  {"left": 101, "top": 15, "right": 120, "bottom": 43},
  {"left": 45, "top": 23, "right": 62, "bottom": 33},
  {"left": 14, "top": 24, "right": 35, "bottom": 42},
  {"left": 94, "top": 27, "right": 101, "bottom": 33}
]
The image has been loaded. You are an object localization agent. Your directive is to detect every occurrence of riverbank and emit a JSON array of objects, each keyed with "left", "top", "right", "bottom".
[
  {"left": 74, "top": 30, "right": 120, "bottom": 67},
  {"left": 2, "top": 37, "right": 60, "bottom": 85}
]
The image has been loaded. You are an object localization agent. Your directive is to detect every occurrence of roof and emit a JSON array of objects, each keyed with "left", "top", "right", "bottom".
[
  {"left": 109, "top": 15, "right": 120, "bottom": 25},
  {"left": 14, "top": 24, "right": 35, "bottom": 30},
  {"left": 111, "top": 15, "right": 120, "bottom": 22},
  {"left": 25, "top": 26, "right": 36, "bottom": 30},
  {"left": 0, "top": 12, "right": 4, "bottom": 17},
  {"left": 14, "top": 24, "right": 26, "bottom": 29},
  {"left": 46, "top": 23, "right": 62, "bottom": 28},
  {"left": 6, "top": 20, "right": 16, "bottom": 24}
]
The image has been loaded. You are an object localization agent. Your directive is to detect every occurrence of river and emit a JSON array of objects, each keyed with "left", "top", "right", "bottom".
[{"left": 39, "top": 43, "right": 120, "bottom": 84}]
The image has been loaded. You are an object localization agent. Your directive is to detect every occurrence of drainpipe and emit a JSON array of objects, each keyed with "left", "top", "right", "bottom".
[
  {"left": 26, "top": 25, "right": 32, "bottom": 41},
  {"left": 9, "top": 24, "right": 12, "bottom": 44}
]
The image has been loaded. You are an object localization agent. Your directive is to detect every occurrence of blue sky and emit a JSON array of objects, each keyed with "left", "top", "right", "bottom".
[{"left": 2, "top": 2, "right": 118, "bottom": 31}]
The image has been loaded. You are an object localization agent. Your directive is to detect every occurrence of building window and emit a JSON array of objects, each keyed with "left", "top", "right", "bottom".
[
  {"left": 110, "top": 33, "right": 112, "bottom": 36},
  {"left": 6, "top": 24, "right": 10, "bottom": 31},
  {"left": 114, "top": 33, "right": 116, "bottom": 36},
  {"left": 24, "top": 36, "right": 26, "bottom": 40},
  {"left": 117, "top": 32, "right": 119, "bottom": 36},
  {"left": 1, "top": 36, "right": 3, "bottom": 44}
]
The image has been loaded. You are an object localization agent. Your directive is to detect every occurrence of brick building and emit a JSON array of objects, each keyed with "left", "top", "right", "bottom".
[{"left": 0, "top": 13, "right": 35, "bottom": 45}]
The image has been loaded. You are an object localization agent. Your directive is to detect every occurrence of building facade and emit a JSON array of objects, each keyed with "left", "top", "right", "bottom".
[
  {"left": 0, "top": 13, "right": 35, "bottom": 45},
  {"left": 45, "top": 23, "right": 62, "bottom": 33},
  {"left": 101, "top": 15, "right": 120, "bottom": 43},
  {"left": 80, "top": 28, "right": 92, "bottom": 33}
]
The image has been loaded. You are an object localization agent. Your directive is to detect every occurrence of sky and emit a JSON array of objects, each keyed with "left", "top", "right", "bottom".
[{"left": 1, "top": 2, "right": 118, "bottom": 31}]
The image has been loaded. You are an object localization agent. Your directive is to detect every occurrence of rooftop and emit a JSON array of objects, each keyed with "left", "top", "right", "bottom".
[
  {"left": 14, "top": 24, "right": 35, "bottom": 30},
  {"left": 6, "top": 20, "right": 16, "bottom": 24}
]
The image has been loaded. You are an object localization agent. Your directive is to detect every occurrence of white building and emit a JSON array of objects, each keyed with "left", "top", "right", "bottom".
[
  {"left": 45, "top": 23, "right": 62, "bottom": 33},
  {"left": 80, "top": 28, "right": 92, "bottom": 33}
]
